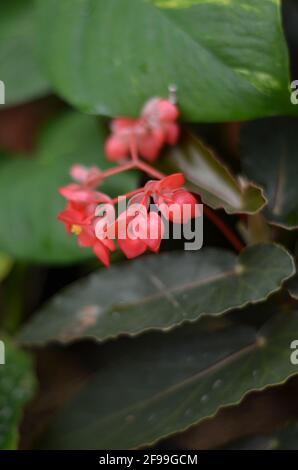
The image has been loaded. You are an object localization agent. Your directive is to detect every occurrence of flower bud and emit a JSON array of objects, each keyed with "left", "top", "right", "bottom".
[
  {"left": 162, "top": 189, "right": 198, "bottom": 223},
  {"left": 105, "top": 136, "right": 128, "bottom": 161},
  {"left": 157, "top": 99, "right": 179, "bottom": 121}
]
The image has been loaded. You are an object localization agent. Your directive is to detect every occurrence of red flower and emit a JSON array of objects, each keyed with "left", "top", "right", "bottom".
[
  {"left": 59, "top": 184, "right": 111, "bottom": 204},
  {"left": 58, "top": 201, "right": 95, "bottom": 233},
  {"left": 77, "top": 223, "right": 116, "bottom": 267},
  {"left": 142, "top": 98, "right": 179, "bottom": 122},
  {"left": 58, "top": 201, "right": 116, "bottom": 267},
  {"left": 57, "top": 96, "right": 202, "bottom": 267},
  {"left": 105, "top": 118, "right": 139, "bottom": 161},
  {"left": 115, "top": 203, "right": 164, "bottom": 259},
  {"left": 144, "top": 173, "right": 199, "bottom": 223},
  {"left": 105, "top": 98, "right": 180, "bottom": 162}
]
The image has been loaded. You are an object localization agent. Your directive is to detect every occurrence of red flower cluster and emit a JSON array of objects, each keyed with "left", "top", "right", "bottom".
[
  {"left": 59, "top": 166, "right": 198, "bottom": 266},
  {"left": 131, "top": 173, "right": 199, "bottom": 223},
  {"left": 105, "top": 98, "right": 180, "bottom": 162},
  {"left": 58, "top": 96, "right": 200, "bottom": 266}
]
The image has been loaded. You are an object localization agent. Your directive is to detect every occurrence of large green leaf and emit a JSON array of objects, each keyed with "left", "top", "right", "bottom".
[
  {"left": 241, "top": 117, "right": 298, "bottom": 229},
  {"left": 39, "top": 307, "right": 298, "bottom": 449},
  {"left": 0, "top": 337, "right": 36, "bottom": 450},
  {"left": 0, "top": 112, "right": 137, "bottom": 263},
  {"left": 19, "top": 244, "right": 294, "bottom": 345},
  {"left": 0, "top": 0, "right": 50, "bottom": 105},
  {"left": 224, "top": 423, "right": 298, "bottom": 450},
  {"left": 163, "top": 133, "right": 267, "bottom": 214},
  {"left": 0, "top": 253, "right": 13, "bottom": 282},
  {"left": 36, "top": 0, "right": 291, "bottom": 120}
]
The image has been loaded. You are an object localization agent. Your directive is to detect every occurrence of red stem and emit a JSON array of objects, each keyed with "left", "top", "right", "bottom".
[
  {"left": 130, "top": 135, "right": 139, "bottom": 164},
  {"left": 102, "top": 161, "right": 136, "bottom": 178},
  {"left": 204, "top": 205, "right": 245, "bottom": 253},
  {"left": 99, "top": 146, "right": 245, "bottom": 252},
  {"left": 112, "top": 187, "right": 144, "bottom": 204},
  {"left": 136, "top": 161, "right": 165, "bottom": 180}
]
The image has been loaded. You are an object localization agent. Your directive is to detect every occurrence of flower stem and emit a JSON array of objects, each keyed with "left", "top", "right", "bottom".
[
  {"left": 102, "top": 161, "right": 136, "bottom": 179},
  {"left": 130, "top": 135, "right": 139, "bottom": 163},
  {"left": 101, "top": 151, "right": 245, "bottom": 252},
  {"left": 112, "top": 187, "right": 144, "bottom": 204},
  {"left": 136, "top": 161, "right": 165, "bottom": 180},
  {"left": 203, "top": 205, "right": 245, "bottom": 253}
]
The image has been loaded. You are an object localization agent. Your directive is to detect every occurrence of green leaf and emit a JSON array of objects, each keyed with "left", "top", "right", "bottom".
[
  {"left": 36, "top": 0, "right": 291, "bottom": 120},
  {"left": 163, "top": 133, "right": 267, "bottom": 214},
  {"left": 224, "top": 423, "right": 298, "bottom": 450},
  {"left": 0, "top": 112, "right": 137, "bottom": 263},
  {"left": 0, "top": 253, "right": 13, "bottom": 282},
  {"left": 38, "top": 307, "right": 298, "bottom": 449},
  {"left": 19, "top": 243, "right": 294, "bottom": 345},
  {"left": 241, "top": 117, "right": 298, "bottom": 229},
  {"left": 0, "top": 336, "right": 36, "bottom": 450},
  {"left": 0, "top": 0, "right": 50, "bottom": 105}
]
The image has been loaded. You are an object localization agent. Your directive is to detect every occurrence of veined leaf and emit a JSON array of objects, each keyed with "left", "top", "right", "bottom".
[
  {"left": 0, "top": 0, "right": 49, "bottom": 105},
  {"left": 39, "top": 307, "right": 298, "bottom": 449},
  {"left": 19, "top": 243, "right": 294, "bottom": 345},
  {"left": 36, "top": 0, "right": 291, "bottom": 120},
  {"left": 241, "top": 117, "right": 298, "bottom": 229},
  {"left": 163, "top": 133, "right": 267, "bottom": 214}
]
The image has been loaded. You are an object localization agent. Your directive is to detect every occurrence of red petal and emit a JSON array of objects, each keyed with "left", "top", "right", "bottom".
[
  {"left": 170, "top": 189, "right": 199, "bottom": 223},
  {"left": 93, "top": 242, "right": 111, "bottom": 267},
  {"left": 118, "top": 237, "right": 147, "bottom": 259},
  {"left": 111, "top": 118, "right": 136, "bottom": 133},
  {"left": 145, "top": 212, "right": 164, "bottom": 252},
  {"left": 157, "top": 99, "right": 179, "bottom": 121},
  {"left": 70, "top": 165, "right": 89, "bottom": 183},
  {"left": 58, "top": 208, "right": 82, "bottom": 225},
  {"left": 158, "top": 173, "right": 185, "bottom": 191},
  {"left": 78, "top": 226, "right": 96, "bottom": 247},
  {"left": 101, "top": 237, "right": 117, "bottom": 252},
  {"left": 85, "top": 167, "right": 103, "bottom": 188},
  {"left": 141, "top": 98, "right": 160, "bottom": 118},
  {"left": 138, "top": 133, "right": 163, "bottom": 162},
  {"left": 59, "top": 184, "right": 80, "bottom": 199},
  {"left": 60, "top": 184, "right": 103, "bottom": 204},
  {"left": 128, "top": 192, "right": 149, "bottom": 209},
  {"left": 164, "top": 122, "right": 180, "bottom": 145}
]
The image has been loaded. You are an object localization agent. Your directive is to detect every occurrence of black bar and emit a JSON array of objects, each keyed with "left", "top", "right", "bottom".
[{"left": 0, "top": 449, "right": 296, "bottom": 467}]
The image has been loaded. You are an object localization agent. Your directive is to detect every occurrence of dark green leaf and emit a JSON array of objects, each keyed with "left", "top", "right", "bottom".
[
  {"left": 0, "top": 336, "right": 36, "bottom": 450},
  {"left": 241, "top": 117, "right": 298, "bottom": 229},
  {"left": 36, "top": 0, "right": 292, "bottom": 120},
  {"left": 163, "top": 133, "right": 267, "bottom": 214},
  {"left": 287, "top": 272, "right": 298, "bottom": 300},
  {"left": 0, "top": 0, "right": 50, "bottom": 105},
  {"left": 39, "top": 307, "right": 298, "bottom": 449},
  {"left": 19, "top": 244, "right": 294, "bottom": 345},
  {"left": 0, "top": 112, "right": 137, "bottom": 263}
]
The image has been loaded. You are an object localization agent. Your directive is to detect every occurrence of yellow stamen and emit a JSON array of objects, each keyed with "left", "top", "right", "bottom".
[{"left": 71, "top": 224, "right": 82, "bottom": 235}]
